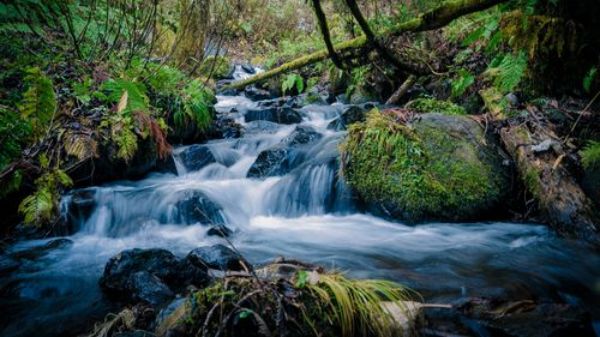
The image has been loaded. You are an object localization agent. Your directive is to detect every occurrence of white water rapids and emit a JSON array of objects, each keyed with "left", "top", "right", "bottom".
[{"left": 1, "top": 66, "right": 599, "bottom": 336}]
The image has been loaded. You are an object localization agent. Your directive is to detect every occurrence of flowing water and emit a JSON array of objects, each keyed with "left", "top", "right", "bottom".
[{"left": 1, "top": 67, "right": 599, "bottom": 336}]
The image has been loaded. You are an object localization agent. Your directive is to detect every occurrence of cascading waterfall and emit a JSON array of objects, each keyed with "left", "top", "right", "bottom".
[{"left": 1, "top": 66, "right": 599, "bottom": 337}]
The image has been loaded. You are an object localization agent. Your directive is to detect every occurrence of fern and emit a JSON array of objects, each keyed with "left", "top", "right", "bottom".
[
  {"left": 581, "top": 141, "right": 600, "bottom": 170},
  {"left": 18, "top": 67, "right": 56, "bottom": 137},
  {"left": 102, "top": 78, "right": 149, "bottom": 113},
  {"left": 63, "top": 130, "right": 98, "bottom": 160},
  {"left": 115, "top": 127, "right": 138, "bottom": 161},
  {"left": 173, "top": 79, "right": 214, "bottom": 130},
  {"left": 282, "top": 73, "right": 304, "bottom": 95},
  {"left": 452, "top": 68, "right": 476, "bottom": 97},
  {"left": 18, "top": 169, "right": 73, "bottom": 227},
  {"left": 484, "top": 52, "right": 528, "bottom": 93}
]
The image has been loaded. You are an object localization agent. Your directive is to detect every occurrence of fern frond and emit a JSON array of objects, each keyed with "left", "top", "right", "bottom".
[
  {"left": 18, "top": 67, "right": 56, "bottom": 136},
  {"left": 63, "top": 131, "right": 98, "bottom": 160},
  {"left": 581, "top": 141, "right": 600, "bottom": 170}
]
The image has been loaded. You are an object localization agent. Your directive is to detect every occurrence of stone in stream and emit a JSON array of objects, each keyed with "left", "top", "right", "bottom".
[
  {"left": 244, "top": 107, "right": 302, "bottom": 124},
  {"left": 247, "top": 125, "right": 323, "bottom": 178},
  {"left": 342, "top": 112, "right": 512, "bottom": 222},
  {"left": 10, "top": 238, "right": 73, "bottom": 260},
  {"left": 100, "top": 248, "right": 210, "bottom": 306},
  {"left": 187, "top": 244, "right": 250, "bottom": 271},
  {"left": 244, "top": 86, "right": 272, "bottom": 101},
  {"left": 177, "top": 145, "right": 217, "bottom": 171},
  {"left": 326, "top": 104, "right": 374, "bottom": 131},
  {"left": 175, "top": 190, "right": 226, "bottom": 226}
]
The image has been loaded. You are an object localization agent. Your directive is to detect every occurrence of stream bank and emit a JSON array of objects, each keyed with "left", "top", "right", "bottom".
[{"left": 0, "top": 66, "right": 599, "bottom": 337}]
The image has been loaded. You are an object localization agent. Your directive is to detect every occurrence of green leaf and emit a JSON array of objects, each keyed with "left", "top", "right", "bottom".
[
  {"left": 295, "top": 270, "right": 309, "bottom": 288},
  {"left": 239, "top": 309, "right": 252, "bottom": 319},
  {"left": 452, "top": 69, "right": 475, "bottom": 97},
  {"left": 583, "top": 66, "right": 597, "bottom": 93}
]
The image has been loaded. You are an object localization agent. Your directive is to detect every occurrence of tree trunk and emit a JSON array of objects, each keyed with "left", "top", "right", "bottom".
[
  {"left": 500, "top": 121, "right": 600, "bottom": 246},
  {"left": 225, "top": 0, "right": 507, "bottom": 90}
]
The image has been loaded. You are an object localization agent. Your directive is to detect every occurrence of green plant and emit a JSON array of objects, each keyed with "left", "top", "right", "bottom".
[
  {"left": 282, "top": 73, "right": 305, "bottom": 95},
  {"left": 175, "top": 79, "right": 214, "bottom": 130},
  {"left": 406, "top": 98, "right": 466, "bottom": 115},
  {"left": 581, "top": 141, "right": 600, "bottom": 170},
  {"left": 299, "top": 272, "right": 417, "bottom": 337},
  {"left": 18, "top": 67, "right": 56, "bottom": 137},
  {"left": 583, "top": 66, "right": 597, "bottom": 93},
  {"left": 341, "top": 111, "right": 506, "bottom": 221},
  {"left": 452, "top": 69, "right": 476, "bottom": 97},
  {"left": 18, "top": 168, "right": 73, "bottom": 226},
  {"left": 484, "top": 52, "right": 528, "bottom": 93}
]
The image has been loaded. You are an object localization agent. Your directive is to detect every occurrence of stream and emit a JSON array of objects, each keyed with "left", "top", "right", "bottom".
[{"left": 1, "top": 67, "right": 599, "bottom": 337}]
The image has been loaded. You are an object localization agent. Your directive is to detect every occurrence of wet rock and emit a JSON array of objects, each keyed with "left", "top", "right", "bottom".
[
  {"left": 187, "top": 244, "right": 250, "bottom": 271},
  {"left": 247, "top": 148, "right": 293, "bottom": 178},
  {"left": 284, "top": 125, "right": 322, "bottom": 146},
  {"left": 100, "top": 248, "right": 210, "bottom": 305},
  {"left": 207, "top": 224, "right": 233, "bottom": 237},
  {"left": 244, "top": 107, "right": 302, "bottom": 124},
  {"left": 69, "top": 136, "right": 165, "bottom": 186},
  {"left": 175, "top": 190, "right": 226, "bottom": 225},
  {"left": 210, "top": 117, "right": 242, "bottom": 139},
  {"left": 177, "top": 145, "right": 217, "bottom": 171},
  {"left": 244, "top": 86, "right": 272, "bottom": 101},
  {"left": 156, "top": 155, "right": 178, "bottom": 174},
  {"left": 241, "top": 64, "right": 256, "bottom": 74},
  {"left": 247, "top": 126, "right": 321, "bottom": 178},
  {"left": 129, "top": 271, "right": 174, "bottom": 306},
  {"left": 327, "top": 105, "right": 370, "bottom": 131},
  {"left": 64, "top": 188, "right": 96, "bottom": 227},
  {"left": 155, "top": 297, "right": 189, "bottom": 333},
  {"left": 11, "top": 238, "right": 73, "bottom": 260}
]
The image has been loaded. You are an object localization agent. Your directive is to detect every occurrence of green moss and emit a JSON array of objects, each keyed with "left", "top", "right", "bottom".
[
  {"left": 406, "top": 98, "right": 466, "bottom": 115},
  {"left": 341, "top": 111, "right": 507, "bottom": 221}
]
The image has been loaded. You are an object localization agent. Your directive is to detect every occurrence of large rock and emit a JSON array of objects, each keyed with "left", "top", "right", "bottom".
[
  {"left": 187, "top": 244, "right": 250, "bottom": 271},
  {"left": 342, "top": 112, "right": 511, "bottom": 222},
  {"left": 244, "top": 107, "right": 302, "bottom": 124},
  {"left": 175, "top": 190, "right": 226, "bottom": 225},
  {"left": 100, "top": 248, "right": 210, "bottom": 306},
  {"left": 68, "top": 136, "right": 175, "bottom": 186}
]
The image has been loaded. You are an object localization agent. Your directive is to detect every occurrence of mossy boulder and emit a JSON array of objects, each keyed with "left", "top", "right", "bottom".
[
  {"left": 341, "top": 111, "right": 511, "bottom": 222},
  {"left": 405, "top": 98, "right": 466, "bottom": 115}
]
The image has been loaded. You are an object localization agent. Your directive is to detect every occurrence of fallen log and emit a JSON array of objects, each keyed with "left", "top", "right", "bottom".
[
  {"left": 500, "top": 121, "right": 600, "bottom": 246},
  {"left": 225, "top": 0, "right": 507, "bottom": 90}
]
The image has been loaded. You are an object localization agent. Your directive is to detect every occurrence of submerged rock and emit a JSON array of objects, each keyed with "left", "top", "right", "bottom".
[
  {"left": 187, "top": 244, "right": 250, "bottom": 271},
  {"left": 342, "top": 112, "right": 511, "bottom": 222},
  {"left": 244, "top": 107, "right": 302, "bottom": 124}
]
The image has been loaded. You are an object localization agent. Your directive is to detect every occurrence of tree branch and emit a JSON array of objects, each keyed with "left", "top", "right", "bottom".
[
  {"left": 311, "top": 0, "right": 345, "bottom": 69},
  {"left": 225, "top": 0, "right": 506, "bottom": 90}
]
